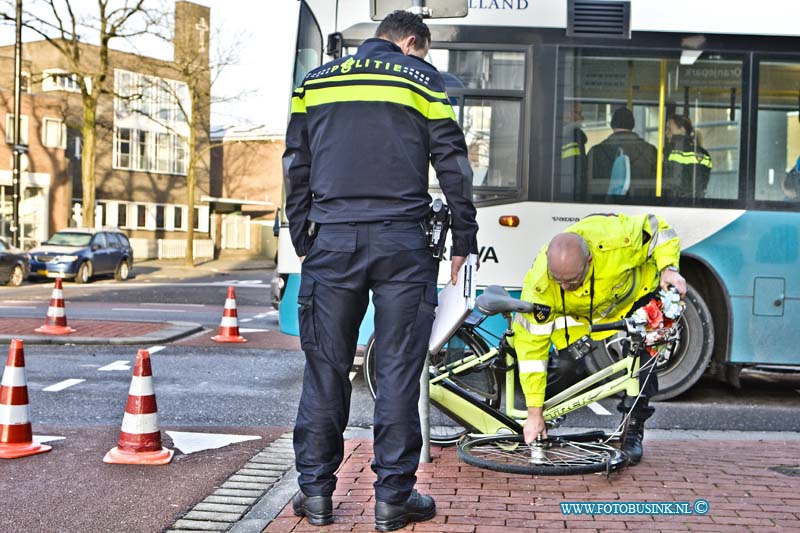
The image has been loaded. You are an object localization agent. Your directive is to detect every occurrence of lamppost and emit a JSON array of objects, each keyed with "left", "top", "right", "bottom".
[{"left": 11, "top": 0, "right": 24, "bottom": 248}]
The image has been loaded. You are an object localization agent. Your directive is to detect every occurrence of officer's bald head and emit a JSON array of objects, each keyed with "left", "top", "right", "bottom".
[{"left": 547, "top": 233, "right": 592, "bottom": 291}]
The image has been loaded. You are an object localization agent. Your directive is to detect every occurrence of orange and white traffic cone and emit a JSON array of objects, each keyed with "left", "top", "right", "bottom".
[
  {"left": 104, "top": 349, "right": 173, "bottom": 465},
  {"left": 0, "top": 339, "right": 52, "bottom": 459},
  {"left": 211, "top": 286, "right": 247, "bottom": 343},
  {"left": 34, "top": 277, "right": 75, "bottom": 335}
]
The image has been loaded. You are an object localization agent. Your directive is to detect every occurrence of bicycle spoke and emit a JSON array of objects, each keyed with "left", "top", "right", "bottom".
[{"left": 463, "top": 437, "right": 617, "bottom": 469}]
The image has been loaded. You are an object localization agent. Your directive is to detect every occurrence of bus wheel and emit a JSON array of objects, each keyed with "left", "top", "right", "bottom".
[{"left": 585, "top": 283, "right": 714, "bottom": 400}]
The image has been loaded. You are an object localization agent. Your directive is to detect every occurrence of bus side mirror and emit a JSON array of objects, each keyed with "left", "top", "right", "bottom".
[
  {"left": 370, "top": 0, "right": 468, "bottom": 20},
  {"left": 326, "top": 33, "right": 343, "bottom": 59}
]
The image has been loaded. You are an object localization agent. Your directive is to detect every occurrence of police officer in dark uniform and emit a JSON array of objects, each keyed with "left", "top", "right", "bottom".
[{"left": 283, "top": 11, "right": 478, "bottom": 532}]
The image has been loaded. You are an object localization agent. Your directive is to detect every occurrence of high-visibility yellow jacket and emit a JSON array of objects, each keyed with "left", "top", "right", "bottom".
[{"left": 511, "top": 213, "right": 681, "bottom": 407}]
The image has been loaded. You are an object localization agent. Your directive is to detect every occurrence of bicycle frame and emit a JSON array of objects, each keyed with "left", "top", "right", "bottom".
[{"left": 428, "top": 329, "right": 642, "bottom": 436}]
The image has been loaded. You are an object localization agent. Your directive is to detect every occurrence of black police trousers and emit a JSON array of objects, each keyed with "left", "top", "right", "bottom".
[{"left": 293, "top": 221, "right": 438, "bottom": 505}]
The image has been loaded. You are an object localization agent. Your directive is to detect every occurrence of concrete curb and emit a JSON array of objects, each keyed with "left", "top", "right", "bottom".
[
  {"left": 167, "top": 432, "right": 297, "bottom": 533},
  {"left": 227, "top": 428, "right": 374, "bottom": 532},
  {"left": 0, "top": 321, "right": 204, "bottom": 345}
]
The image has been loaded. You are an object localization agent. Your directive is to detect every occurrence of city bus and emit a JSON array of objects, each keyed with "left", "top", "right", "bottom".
[{"left": 273, "top": 0, "right": 800, "bottom": 400}]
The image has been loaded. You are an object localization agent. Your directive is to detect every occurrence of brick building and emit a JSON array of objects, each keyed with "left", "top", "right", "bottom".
[
  {"left": 208, "top": 125, "right": 282, "bottom": 259},
  {"left": 0, "top": 1, "right": 212, "bottom": 257}
]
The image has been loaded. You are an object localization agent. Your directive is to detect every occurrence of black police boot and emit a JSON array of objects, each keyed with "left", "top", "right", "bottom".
[
  {"left": 621, "top": 418, "right": 645, "bottom": 466},
  {"left": 374, "top": 489, "right": 436, "bottom": 532},
  {"left": 292, "top": 491, "right": 333, "bottom": 526}
]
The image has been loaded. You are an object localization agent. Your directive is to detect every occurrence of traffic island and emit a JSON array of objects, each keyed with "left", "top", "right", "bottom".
[{"left": 0, "top": 318, "right": 203, "bottom": 345}]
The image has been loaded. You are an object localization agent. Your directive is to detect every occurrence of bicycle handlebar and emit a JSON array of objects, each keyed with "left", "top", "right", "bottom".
[{"left": 589, "top": 320, "right": 629, "bottom": 333}]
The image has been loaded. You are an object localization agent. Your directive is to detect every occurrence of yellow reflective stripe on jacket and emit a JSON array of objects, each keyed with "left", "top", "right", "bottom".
[
  {"left": 561, "top": 142, "right": 580, "bottom": 159},
  {"left": 668, "top": 150, "right": 713, "bottom": 169},
  {"left": 290, "top": 87, "right": 306, "bottom": 114},
  {"left": 291, "top": 95, "right": 306, "bottom": 114},
  {"left": 303, "top": 84, "right": 456, "bottom": 121},
  {"left": 304, "top": 72, "right": 448, "bottom": 101}
]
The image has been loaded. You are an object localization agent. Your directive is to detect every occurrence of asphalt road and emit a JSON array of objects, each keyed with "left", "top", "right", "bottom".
[
  {"left": 18, "top": 343, "right": 800, "bottom": 433},
  {"left": 1, "top": 261, "right": 800, "bottom": 532}
]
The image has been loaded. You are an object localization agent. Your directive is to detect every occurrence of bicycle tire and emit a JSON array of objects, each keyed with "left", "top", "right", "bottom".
[
  {"left": 457, "top": 433, "right": 627, "bottom": 476},
  {"left": 363, "top": 327, "right": 499, "bottom": 447}
]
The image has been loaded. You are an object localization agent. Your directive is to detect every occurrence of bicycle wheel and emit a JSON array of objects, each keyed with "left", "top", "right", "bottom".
[
  {"left": 457, "top": 433, "right": 627, "bottom": 476},
  {"left": 363, "top": 327, "right": 499, "bottom": 447}
]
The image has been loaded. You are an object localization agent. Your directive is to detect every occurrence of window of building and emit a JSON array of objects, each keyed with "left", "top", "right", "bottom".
[
  {"left": 42, "top": 69, "right": 82, "bottom": 93},
  {"left": 5, "top": 114, "right": 29, "bottom": 145},
  {"left": 194, "top": 207, "right": 200, "bottom": 230},
  {"left": 112, "top": 69, "right": 190, "bottom": 175},
  {"left": 174, "top": 205, "right": 183, "bottom": 230},
  {"left": 156, "top": 133, "right": 170, "bottom": 172},
  {"left": 115, "top": 128, "right": 131, "bottom": 167},
  {"left": 156, "top": 205, "right": 165, "bottom": 229},
  {"left": 137, "top": 205, "right": 146, "bottom": 228},
  {"left": 556, "top": 50, "right": 743, "bottom": 204},
  {"left": 117, "top": 203, "right": 128, "bottom": 228},
  {"left": 42, "top": 118, "right": 67, "bottom": 148},
  {"left": 754, "top": 60, "right": 800, "bottom": 203},
  {"left": 97, "top": 201, "right": 107, "bottom": 226},
  {"left": 112, "top": 127, "right": 188, "bottom": 175}
]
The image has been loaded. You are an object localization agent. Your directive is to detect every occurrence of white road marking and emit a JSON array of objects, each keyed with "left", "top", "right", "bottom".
[
  {"left": 240, "top": 318, "right": 253, "bottom": 323},
  {"left": 149, "top": 303, "right": 206, "bottom": 307},
  {"left": 43, "top": 379, "right": 85, "bottom": 392},
  {"left": 33, "top": 435, "right": 66, "bottom": 444},
  {"left": 587, "top": 402, "right": 613, "bottom": 416},
  {"left": 165, "top": 431, "right": 261, "bottom": 454},
  {"left": 230, "top": 280, "right": 263, "bottom": 285},
  {"left": 111, "top": 308, "right": 186, "bottom": 313},
  {"left": 0, "top": 305, "right": 37, "bottom": 309},
  {"left": 349, "top": 372, "right": 357, "bottom": 381},
  {"left": 98, "top": 360, "right": 131, "bottom": 372},
  {"left": 238, "top": 328, "right": 269, "bottom": 333},
  {"left": 353, "top": 356, "right": 364, "bottom": 366},
  {"left": 147, "top": 346, "right": 166, "bottom": 354}
]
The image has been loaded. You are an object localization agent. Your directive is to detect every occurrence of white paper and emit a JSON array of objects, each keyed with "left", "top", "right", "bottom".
[{"left": 428, "top": 254, "right": 478, "bottom": 354}]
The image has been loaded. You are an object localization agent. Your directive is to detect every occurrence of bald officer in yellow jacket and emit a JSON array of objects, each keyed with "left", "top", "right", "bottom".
[{"left": 512, "top": 212, "right": 686, "bottom": 464}]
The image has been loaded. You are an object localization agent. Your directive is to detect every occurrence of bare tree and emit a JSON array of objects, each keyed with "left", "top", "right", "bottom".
[
  {"left": 132, "top": 10, "right": 248, "bottom": 266},
  {"left": 1, "top": 0, "right": 157, "bottom": 228}
]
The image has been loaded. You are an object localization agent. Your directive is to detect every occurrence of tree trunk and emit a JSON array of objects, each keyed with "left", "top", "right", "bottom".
[
  {"left": 80, "top": 103, "right": 97, "bottom": 228},
  {"left": 184, "top": 126, "right": 197, "bottom": 267}
]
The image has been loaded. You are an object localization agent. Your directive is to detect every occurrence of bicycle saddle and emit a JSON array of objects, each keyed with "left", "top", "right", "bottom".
[{"left": 476, "top": 285, "right": 534, "bottom": 316}]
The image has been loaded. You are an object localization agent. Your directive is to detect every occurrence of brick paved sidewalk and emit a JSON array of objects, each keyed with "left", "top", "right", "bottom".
[
  {"left": 265, "top": 438, "right": 800, "bottom": 532},
  {"left": 0, "top": 317, "right": 201, "bottom": 344}
]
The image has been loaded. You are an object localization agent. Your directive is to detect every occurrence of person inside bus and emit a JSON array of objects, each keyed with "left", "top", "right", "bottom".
[
  {"left": 560, "top": 101, "right": 588, "bottom": 199},
  {"left": 782, "top": 156, "right": 800, "bottom": 200},
  {"left": 663, "top": 114, "right": 712, "bottom": 199},
  {"left": 586, "top": 107, "right": 657, "bottom": 196},
  {"left": 283, "top": 10, "right": 479, "bottom": 532},
  {"left": 511, "top": 212, "right": 686, "bottom": 466}
]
